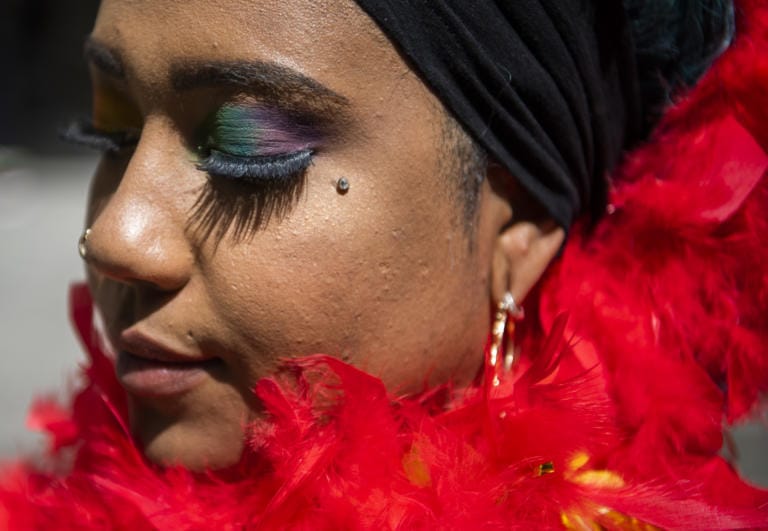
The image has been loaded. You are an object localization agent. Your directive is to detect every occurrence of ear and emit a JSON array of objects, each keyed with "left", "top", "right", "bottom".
[{"left": 490, "top": 218, "right": 565, "bottom": 307}]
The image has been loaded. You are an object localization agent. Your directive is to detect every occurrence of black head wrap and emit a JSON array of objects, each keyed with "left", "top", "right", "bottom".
[{"left": 354, "top": 1, "right": 644, "bottom": 229}]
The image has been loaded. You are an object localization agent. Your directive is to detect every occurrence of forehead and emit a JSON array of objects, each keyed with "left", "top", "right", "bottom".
[
  {"left": 91, "top": 0, "right": 407, "bottom": 103},
  {"left": 94, "top": 0, "right": 378, "bottom": 50}
]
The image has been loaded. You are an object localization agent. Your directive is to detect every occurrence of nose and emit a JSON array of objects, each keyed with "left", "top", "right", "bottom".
[{"left": 84, "top": 131, "right": 194, "bottom": 293}]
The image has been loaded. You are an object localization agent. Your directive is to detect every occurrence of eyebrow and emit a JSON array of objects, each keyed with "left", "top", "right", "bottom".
[
  {"left": 170, "top": 60, "right": 349, "bottom": 115},
  {"left": 84, "top": 38, "right": 125, "bottom": 78},
  {"left": 83, "top": 37, "right": 350, "bottom": 118}
]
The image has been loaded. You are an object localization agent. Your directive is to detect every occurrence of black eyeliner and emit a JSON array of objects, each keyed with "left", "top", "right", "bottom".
[{"left": 196, "top": 149, "right": 313, "bottom": 184}]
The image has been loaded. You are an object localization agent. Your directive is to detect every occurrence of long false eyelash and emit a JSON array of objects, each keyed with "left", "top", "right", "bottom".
[
  {"left": 190, "top": 149, "right": 312, "bottom": 244},
  {"left": 59, "top": 120, "right": 140, "bottom": 154},
  {"left": 196, "top": 148, "right": 313, "bottom": 183}
]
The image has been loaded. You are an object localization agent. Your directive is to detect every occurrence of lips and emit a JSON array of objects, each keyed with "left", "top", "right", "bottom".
[{"left": 115, "top": 331, "right": 221, "bottom": 398}]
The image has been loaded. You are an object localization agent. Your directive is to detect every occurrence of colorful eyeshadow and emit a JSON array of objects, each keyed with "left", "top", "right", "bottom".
[
  {"left": 207, "top": 104, "right": 323, "bottom": 157},
  {"left": 92, "top": 84, "right": 142, "bottom": 133}
]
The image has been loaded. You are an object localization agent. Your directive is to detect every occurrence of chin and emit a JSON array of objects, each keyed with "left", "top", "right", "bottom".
[
  {"left": 128, "top": 394, "right": 251, "bottom": 471},
  {"left": 136, "top": 419, "right": 246, "bottom": 471}
]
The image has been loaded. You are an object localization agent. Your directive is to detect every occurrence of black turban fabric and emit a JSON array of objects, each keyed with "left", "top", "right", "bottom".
[{"left": 354, "top": 1, "right": 644, "bottom": 229}]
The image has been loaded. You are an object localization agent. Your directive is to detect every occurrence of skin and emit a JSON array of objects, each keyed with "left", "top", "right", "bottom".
[{"left": 85, "top": 0, "right": 564, "bottom": 469}]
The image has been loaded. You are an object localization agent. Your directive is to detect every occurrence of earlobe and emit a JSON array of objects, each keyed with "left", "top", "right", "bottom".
[
  {"left": 490, "top": 219, "right": 565, "bottom": 306},
  {"left": 483, "top": 161, "right": 564, "bottom": 306}
]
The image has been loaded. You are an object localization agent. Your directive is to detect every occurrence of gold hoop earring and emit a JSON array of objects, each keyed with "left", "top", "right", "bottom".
[
  {"left": 78, "top": 228, "right": 92, "bottom": 260},
  {"left": 487, "top": 292, "right": 524, "bottom": 387}
]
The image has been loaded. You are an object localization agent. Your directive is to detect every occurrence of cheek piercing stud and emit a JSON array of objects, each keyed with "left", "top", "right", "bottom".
[
  {"left": 336, "top": 177, "right": 350, "bottom": 194},
  {"left": 78, "top": 228, "right": 92, "bottom": 260}
]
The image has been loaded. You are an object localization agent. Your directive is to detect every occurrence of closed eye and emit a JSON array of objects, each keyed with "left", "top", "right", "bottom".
[
  {"left": 195, "top": 148, "right": 314, "bottom": 184},
  {"left": 189, "top": 148, "right": 312, "bottom": 244},
  {"left": 59, "top": 120, "right": 139, "bottom": 154},
  {"left": 61, "top": 119, "right": 314, "bottom": 186}
]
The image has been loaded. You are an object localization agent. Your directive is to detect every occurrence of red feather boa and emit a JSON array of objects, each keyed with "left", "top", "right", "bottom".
[{"left": 3, "top": 1, "right": 768, "bottom": 528}]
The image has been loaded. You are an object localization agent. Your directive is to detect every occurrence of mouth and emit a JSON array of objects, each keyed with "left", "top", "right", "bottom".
[{"left": 116, "top": 332, "right": 222, "bottom": 398}]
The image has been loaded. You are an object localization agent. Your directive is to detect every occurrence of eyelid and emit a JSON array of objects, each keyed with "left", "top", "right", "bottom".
[
  {"left": 90, "top": 80, "right": 143, "bottom": 132},
  {"left": 196, "top": 148, "right": 313, "bottom": 183},
  {"left": 203, "top": 106, "right": 324, "bottom": 155}
]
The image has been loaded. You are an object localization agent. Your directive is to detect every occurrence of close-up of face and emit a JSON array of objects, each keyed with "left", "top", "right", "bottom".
[{"left": 81, "top": 0, "right": 563, "bottom": 470}]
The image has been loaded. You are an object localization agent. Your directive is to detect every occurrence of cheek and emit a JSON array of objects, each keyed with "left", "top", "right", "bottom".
[{"left": 201, "top": 149, "right": 490, "bottom": 385}]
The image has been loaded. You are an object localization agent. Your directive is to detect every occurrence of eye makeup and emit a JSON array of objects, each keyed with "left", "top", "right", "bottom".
[
  {"left": 196, "top": 103, "right": 324, "bottom": 183},
  {"left": 91, "top": 84, "right": 142, "bottom": 134},
  {"left": 60, "top": 84, "right": 142, "bottom": 154},
  {"left": 61, "top": 96, "right": 326, "bottom": 185},
  {"left": 201, "top": 104, "right": 323, "bottom": 156}
]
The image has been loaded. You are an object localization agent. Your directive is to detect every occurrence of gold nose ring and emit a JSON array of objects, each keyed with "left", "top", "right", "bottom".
[{"left": 78, "top": 228, "right": 92, "bottom": 260}]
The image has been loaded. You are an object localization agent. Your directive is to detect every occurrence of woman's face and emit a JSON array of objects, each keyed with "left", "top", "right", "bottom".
[{"left": 85, "top": 0, "right": 505, "bottom": 469}]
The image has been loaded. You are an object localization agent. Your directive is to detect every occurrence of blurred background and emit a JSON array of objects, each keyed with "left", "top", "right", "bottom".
[
  {"left": 1, "top": 0, "right": 766, "bottom": 487},
  {"left": 1, "top": 0, "right": 100, "bottom": 455}
]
